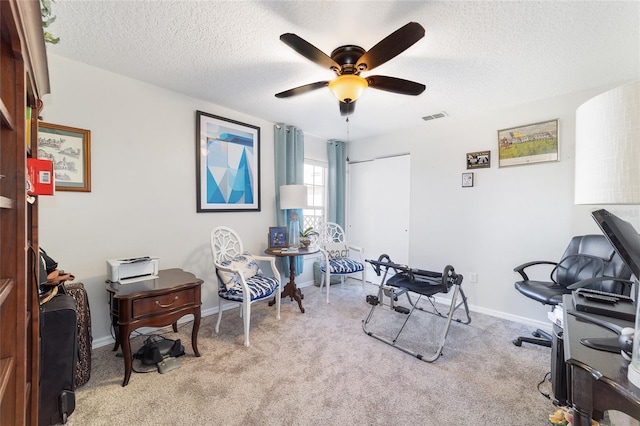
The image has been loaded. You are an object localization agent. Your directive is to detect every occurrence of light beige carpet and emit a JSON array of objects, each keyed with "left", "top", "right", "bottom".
[{"left": 66, "top": 281, "right": 559, "bottom": 426}]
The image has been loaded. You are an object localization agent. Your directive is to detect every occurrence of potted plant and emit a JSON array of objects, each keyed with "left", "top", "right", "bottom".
[{"left": 299, "top": 227, "right": 319, "bottom": 248}]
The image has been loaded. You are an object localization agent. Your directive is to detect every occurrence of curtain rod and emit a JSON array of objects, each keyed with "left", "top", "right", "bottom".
[{"left": 275, "top": 124, "right": 292, "bottom": 132}]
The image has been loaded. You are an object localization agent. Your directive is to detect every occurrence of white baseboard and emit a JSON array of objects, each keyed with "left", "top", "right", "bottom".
[
  {"left": 297, "top": 279, "right": 316, "bottom": 288},
  {"left": 93, "top": 281, "right": 551, "bottom": 349},
  {"left": 431, "top": 294, "right": 551, "bottom": 333},
  {"left": 92, "top": 304, "right": 226, "bottom": 349}
]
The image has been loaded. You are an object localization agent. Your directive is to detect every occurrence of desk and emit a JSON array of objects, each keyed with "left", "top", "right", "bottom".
[
  {"left": 562, "top": 294, "right": 640, "bottom": 425},
  {"left": 106, "top": 268, "right": 203, "bottom": 386},
  {"left": 265, "top": 248, "right": 318, "bottom": 313}
]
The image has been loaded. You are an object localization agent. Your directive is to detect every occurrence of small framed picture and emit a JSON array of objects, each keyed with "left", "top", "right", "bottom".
[
  {"left": 268, "top": 227, "right": 287, "bottom": 249},
  {"left": 466, "top": 151, "right": 490, "bottom": 169},
  {"left": 37, "top": 122, "right": 91, "bottom": 192},
  {"left": 462, "top": 172, "right": 474, "bottom": 188}
]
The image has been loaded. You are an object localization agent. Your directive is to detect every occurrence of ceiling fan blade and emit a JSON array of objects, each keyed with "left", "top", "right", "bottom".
[
  {"left": 275, "top": 81, "right": 329, "bottom": 98},
  {"left": 280, "top": 33, "right": 341, "bottom": 70},
  {"left": 340, "top": 101, "right": 356, "bottom": 116},
  {"left": 356, "top": 22, "right": 425, "bottom": 72},
  {"left": 367, "top": 75, "right": 425, "bottom": 95}
]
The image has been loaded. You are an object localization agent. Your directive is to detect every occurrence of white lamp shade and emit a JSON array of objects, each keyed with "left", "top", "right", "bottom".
[
  {"left": 575, "top": 81, "right": 640, "bottom": 204},
  {"left": 279, "top": 184, "right": 307, "bottom": 210}
]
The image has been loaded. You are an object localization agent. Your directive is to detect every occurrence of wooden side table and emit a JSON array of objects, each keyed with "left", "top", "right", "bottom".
[
  {"left": 265, "top": 248, "right": 319, "bottom": 313},
  {"left": 106, "top": 268, "right": 203, "bottom": 386}
]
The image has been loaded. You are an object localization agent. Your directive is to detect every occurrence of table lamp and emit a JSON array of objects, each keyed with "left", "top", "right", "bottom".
[
  {"left": 575, "top": 80, "right": 640, "bottom": 386},
  {"left": 279, "top": 184, "right": 308, "bottom": 248}
]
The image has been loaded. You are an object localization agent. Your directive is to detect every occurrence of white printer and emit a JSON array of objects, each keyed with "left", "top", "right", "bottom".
[{"left": 106, "top": 256, "right": 159, "bottom": 284}]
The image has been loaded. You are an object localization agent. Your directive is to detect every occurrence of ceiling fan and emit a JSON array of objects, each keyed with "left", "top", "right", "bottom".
[{"left": 275, "top": 22, "right": 426, "bottom": 116}]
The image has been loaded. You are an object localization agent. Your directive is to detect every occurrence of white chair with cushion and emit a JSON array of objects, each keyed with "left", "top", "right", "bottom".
[
  {"left": 210, "top": 226, "right": 281, "bottom": 346},
  {"left": 318, "top": 222, "right": 366, "bottom": 303}
]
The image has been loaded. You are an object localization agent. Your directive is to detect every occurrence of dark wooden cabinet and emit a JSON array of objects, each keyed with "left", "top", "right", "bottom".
[
  {"left": 107, "top": 269, "right": 203, "bottom": 386},
  {"left": 0, "top": 1, "right": 50, "bottom": 424}
]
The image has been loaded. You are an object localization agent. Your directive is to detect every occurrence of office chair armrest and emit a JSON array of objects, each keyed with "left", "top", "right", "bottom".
[
  {"left": 513, "top": 260, "right": 557, "bottom": 281},
  {"left": 566, "top": 276, "right": 634, "bottom": 291}
]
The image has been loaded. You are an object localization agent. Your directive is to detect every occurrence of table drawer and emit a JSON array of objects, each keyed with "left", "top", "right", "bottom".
[{"left": 131, "top": 287, "right": 196, "bottom": 319}]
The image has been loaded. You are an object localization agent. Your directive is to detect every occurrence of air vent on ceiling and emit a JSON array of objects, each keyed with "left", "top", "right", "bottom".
[{"left": 422, "top": 111, "right": 448, "bottom": 121}]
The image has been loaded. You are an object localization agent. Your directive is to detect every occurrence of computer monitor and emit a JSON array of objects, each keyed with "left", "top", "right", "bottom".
[{"left": 592, "top": 209, "right": 640, "bottom": 280}]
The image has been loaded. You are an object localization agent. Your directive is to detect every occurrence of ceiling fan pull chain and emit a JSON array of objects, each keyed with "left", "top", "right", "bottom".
[{"left": 346, "top": 117, "right": 350, "bottom": 143}]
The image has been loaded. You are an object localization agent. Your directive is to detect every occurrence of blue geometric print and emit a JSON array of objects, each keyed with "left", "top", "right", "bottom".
[{"left": 206, "top": 135, "right": 254, "bottom": 204}]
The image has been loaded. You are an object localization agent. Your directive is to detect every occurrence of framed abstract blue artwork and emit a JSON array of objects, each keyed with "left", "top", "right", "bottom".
[{"left": 196, "top": 111, "right": 261, "bottom": 212}]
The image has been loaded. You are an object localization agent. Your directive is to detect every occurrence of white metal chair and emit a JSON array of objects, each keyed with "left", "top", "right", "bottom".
[
  {"left": 210, "top": 226, "right": 281, "bottom": 346},
  {"left": 318, "top": 222, "right": 366, "bottom": 303}
]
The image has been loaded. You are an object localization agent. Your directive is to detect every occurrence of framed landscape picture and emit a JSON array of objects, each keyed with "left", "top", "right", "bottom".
[
  {"left": 497, "top": 119, "right": 559, "bottom": 167},
  {"left": 37, "top": 122, "right": 91, "bottom": 192},
  {"left": 196, "top": 111, "right": 261, "bottom": 212}
]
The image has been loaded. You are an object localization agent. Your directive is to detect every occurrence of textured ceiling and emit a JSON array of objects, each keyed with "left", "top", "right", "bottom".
[{"left": 47, "top": 1, "right": 640, "bottom": 141}]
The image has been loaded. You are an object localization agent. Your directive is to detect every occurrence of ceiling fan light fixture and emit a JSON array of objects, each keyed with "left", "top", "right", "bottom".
[{"left": 328, "top": 75, "right": 368, "bottom": 103}]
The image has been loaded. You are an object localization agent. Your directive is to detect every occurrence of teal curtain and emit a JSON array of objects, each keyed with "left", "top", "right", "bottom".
[
  {"left": 275, "top": 124, "right": 304, "bottom": 276},
  {"left": 327, "top": 140, "right": 346, "bottom": 229}
]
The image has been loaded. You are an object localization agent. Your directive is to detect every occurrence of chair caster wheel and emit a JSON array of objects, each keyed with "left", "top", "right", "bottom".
[
  {"left": 513, "top": 339, "right": 522, "bottom": 347},
  {"left": 532, "top": 331, "right": 542, "bottom": 338}
]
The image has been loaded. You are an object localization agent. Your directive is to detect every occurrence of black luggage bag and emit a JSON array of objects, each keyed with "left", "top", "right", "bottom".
[
  {"left": 62, "top": 282, "right": 92, "bottom": 387},
  {"left": 39, "top": 294, "right": 77, "bottom": 425}
]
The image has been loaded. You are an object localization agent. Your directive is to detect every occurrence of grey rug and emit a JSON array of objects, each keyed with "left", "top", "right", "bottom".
[{"left": 66, "top": 281, "right": 557, "bottom": 425}]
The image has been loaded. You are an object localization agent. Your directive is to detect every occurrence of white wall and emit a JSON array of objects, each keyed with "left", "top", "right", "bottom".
[
  {"left": 40, "top": 54, "right": 293, "bottom": 347},
  {"left": 41, "top": 53, "right": 638, "bottom": 346},
  {"left": 347, "top": 82, "right": 640, "bottom": 329}
]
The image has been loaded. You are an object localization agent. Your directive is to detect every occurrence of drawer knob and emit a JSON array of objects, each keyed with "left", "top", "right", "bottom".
[{"left": 155, "top": 296, "right": 179, "bottom": 308}]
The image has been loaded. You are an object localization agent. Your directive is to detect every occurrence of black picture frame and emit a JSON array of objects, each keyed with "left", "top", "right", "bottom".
[
  {"left": 466, "top": 150, "right": 490, "bottom": 169},
  {"left": 195, "top": 110, "right": 261, "bottom": 212}
]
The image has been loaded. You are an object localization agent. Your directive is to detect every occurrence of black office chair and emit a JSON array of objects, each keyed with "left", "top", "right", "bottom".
[{"left": 513, "top": 235, "right": 633, "bottom": 347}]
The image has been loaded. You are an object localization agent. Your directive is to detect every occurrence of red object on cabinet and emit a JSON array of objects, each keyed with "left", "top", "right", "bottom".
[{"left": 27, "top": 158, "right": 54, "bottom": 195}]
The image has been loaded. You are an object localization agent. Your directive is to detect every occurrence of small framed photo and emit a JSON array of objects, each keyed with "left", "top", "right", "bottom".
[
  {"left": 37, "top": 122, "right": 91, "bottom": 192},
  {"left": 268, "top": 227, "right": 287, "bottom": 249},
  {"left": 466, "top": 151, "right": 490, "bottom": 169},
  {"left": 462, "top": 172, "right": 474, "bottom": 188},
  {"left": 498, "top": 119, "right": 559, "bottom": 167}
]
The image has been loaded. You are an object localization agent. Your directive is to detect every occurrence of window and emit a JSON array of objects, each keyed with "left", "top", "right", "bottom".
[{"left": 303, "top": 161, "right": 326, "bottom": 231}]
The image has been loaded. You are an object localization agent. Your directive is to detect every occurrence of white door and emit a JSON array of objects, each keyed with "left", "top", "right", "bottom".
[{"left": 347, "top": 154, "right": 410, "bottom": 284}]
